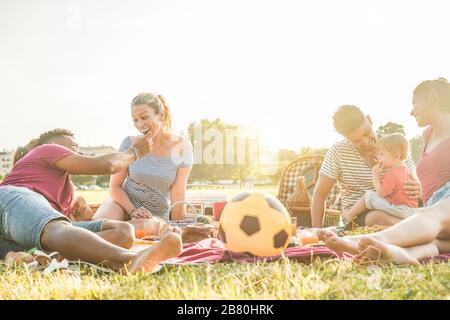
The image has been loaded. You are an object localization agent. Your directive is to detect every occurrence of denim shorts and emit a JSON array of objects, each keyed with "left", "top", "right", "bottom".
[
  {"left": 0, "top": 185, "right": 104, "bottom": 253},
  {"left": 426, "top": 181, "right": 450, "bottom": 207}
]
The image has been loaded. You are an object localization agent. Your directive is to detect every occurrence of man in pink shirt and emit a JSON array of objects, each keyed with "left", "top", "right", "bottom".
[{"left": 0, "top": 128, "right": 182, "bottom": 272}]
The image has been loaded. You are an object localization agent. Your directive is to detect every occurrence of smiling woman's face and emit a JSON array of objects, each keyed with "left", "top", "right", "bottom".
[
  {"left": 131, "top": 104, "right": 162, "bottom": 135},
  {"left": 411, "top": 93, "right": 436, "bottom": 128}
]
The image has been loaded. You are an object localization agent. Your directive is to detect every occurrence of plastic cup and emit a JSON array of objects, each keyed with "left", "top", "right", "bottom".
[
  {"left": 133, "top": 220, "right": 153, "bottom": 239},
  {"left": 212, "top": 201, "right": 227, "bottom": 221},
  {"left": 299, "top": 229, "right": 319, "bottom": 245},
  {"left": 290, "top": 217, "right": 298, "bottom": 236}
]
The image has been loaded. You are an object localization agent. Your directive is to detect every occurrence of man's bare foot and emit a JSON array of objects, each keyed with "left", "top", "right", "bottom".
[
  {"left": 358, "top": 237, "right": 419, "bottom": 265},
  {"left": 128, "top": 232, "right": 183, "bottom": 273},
  {"left": 317, "top": 229, "right": 359, "bottom": 255}
]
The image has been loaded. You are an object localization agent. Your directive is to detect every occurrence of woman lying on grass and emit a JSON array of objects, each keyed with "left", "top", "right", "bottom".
[
  {"left": 0, "top": 129, "right": 182, "bottom": 272},
  {"left": 318, "top": 78, "right": 450, "bottom": 264}
]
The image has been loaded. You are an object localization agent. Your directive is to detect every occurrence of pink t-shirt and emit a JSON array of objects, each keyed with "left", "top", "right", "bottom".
[
  {"left": 380, "top": 165, "right": 418, "bottom": 208},
  {"left": 0, "top": 144, "right": 75, "bottom": 216},
  {"left": 417, "top": 127, "right": 450, "bottom": 204}
]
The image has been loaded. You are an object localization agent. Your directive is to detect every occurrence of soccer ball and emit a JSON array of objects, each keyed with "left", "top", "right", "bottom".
[{"left": 218, "top": 191, "right": 292, "bottom": 257}]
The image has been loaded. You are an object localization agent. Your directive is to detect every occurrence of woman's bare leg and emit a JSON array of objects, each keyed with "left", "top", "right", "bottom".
[
  {"left": 364, "top": 210, "right": 401, "bottom": 227},
  {"left": 40, "top": 220, "right": 182, "bottom": 272},
  {"left": 318, "top": 198, "right": 450, "bottom": 255},
  {"left": 356, "top": 237, "right": 450, "bottom": 264},
  {"left": 318, "top": 229, "right": 450, "bottom": 263},
  {"left": 92, "top": 199, "right": 128, "bottom": 221},
  {"left": 96, "top": 220, "right": 135, "bottom": 249},
  {"left": 368, "top": 199, "right": 450, "bottom": 247}
]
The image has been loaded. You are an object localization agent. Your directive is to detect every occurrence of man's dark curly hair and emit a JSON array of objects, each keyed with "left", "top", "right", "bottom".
[{"left": 13, "top": 128, "right": 74, "bottom": 165}]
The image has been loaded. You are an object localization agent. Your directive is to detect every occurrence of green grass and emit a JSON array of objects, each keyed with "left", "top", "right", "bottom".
[
  {"left": 2, "top": 189, "right": 449, "bottom": 300},
  {"left": 77, "top": 186, "right": 279, "bottom": 205},
  {"left": 1, "top": 259, "right": 449, "bottom": 299}
]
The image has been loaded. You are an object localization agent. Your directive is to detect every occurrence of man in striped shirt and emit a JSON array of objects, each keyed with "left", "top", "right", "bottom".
[{"left": 311, "top": 105, "right": 421, "bottom": 228}]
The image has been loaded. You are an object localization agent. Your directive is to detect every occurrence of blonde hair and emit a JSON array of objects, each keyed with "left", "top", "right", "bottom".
[
  {"left": 131, "top": 93, "right": 172, "bottom": 129},
  {"left": 376, "top": 133, "right": 409, "bottom": 160},
  {"left": 413, "top": 77, "right": 450, "bottom": 113}
]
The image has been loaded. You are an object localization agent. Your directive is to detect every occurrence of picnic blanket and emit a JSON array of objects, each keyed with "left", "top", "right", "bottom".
[
  {"left": 165, "top": 238, "right": 450, "bottom": 265},
  {"left": 2, "top": 238, "right": 449, "bottom": 272}
]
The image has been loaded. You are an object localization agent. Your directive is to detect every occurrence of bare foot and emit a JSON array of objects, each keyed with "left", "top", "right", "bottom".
[
  {"left": 317, "top": 229, "right": 336, "bottom": 242},
  {"left": 358, "top": 237, "right": 419, "bottom": 265},
  {"left": 159, "top": 223, "right": 182, "bottom": 237},
  {"left": 128, "top": 232, "right": 183, "bottom": 273},
  {"left": 317, "top": 229, "right": 359, "bottom": 255}
]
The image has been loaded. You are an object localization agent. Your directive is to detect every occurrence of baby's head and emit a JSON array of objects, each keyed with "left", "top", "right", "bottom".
[{"left": 376, "top": 133, "right": 409, "bottom": 168}]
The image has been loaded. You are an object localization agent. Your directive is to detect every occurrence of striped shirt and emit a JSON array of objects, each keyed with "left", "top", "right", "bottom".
[
  {"left": 119, "top": 136, "right": 193, "bottom": 220},
  {"left": 320, "top": 140, "right": 416, "bottom": 211}
]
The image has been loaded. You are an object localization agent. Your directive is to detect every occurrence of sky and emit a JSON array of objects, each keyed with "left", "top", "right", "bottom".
[{"left": 1, "top": 0, "right": 450, "bottom": 152}]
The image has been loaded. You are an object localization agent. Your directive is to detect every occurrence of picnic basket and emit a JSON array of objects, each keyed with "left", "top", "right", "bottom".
[{"left": 277, "top": 154, "right": 341, "bottom": 227}]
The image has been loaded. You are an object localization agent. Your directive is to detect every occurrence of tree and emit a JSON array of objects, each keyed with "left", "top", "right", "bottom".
[
  {"left": 70, "top": 175, "right": 96, "bottom": 187},
  {"left": 377, "top": 122, "right": 405, "bottom": 136},
  {"left": 96, "top": 175, "right": 111, "bottom": 187},
  {"left": 0, "top": 174, "right": 3, "bottom": 182},
  {"left": 376, "top": 122, "right": 423, "bottom": 164},
  {"left": 187, "top": 119, "right": 261, "bottom": 183}
]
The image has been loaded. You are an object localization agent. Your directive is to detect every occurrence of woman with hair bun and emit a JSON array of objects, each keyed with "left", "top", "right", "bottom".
[{"left": 93, "top": 93, "right": 193, "bottom": 223}]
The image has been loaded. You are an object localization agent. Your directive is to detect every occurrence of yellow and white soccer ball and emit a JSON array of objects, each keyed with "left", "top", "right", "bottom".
[{"left": 218, "top": 191, "right": 292, "bottom": 257}]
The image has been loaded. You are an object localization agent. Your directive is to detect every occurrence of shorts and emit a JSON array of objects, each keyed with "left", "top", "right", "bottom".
[
  {"left": 0, "top": 185, "right": 104, "bottom": 255},
  {"left": 353, "top": 210, "right": 370, "bottom": 227},
  {"left": 426, "top": 181, "right": 450, "bottom": 207},
  {"left": 364, "top": 190, "right": 416, "bottom": 220}
]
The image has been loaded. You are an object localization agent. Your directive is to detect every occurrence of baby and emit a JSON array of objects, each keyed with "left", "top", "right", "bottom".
[{"left": 342, "top": 133, "right": 418, "bottom": 225}]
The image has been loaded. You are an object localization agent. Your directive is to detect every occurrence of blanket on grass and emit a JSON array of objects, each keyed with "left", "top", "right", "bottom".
[
  {"left": 165, "top": 238, "right": 450, "bottom": 265},
  {"left": 2, "top": 238, "right": 449, "bottom": 271}
]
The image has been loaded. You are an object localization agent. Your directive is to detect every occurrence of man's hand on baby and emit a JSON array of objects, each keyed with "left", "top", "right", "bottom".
[{"left": 403, "top": 180, "right": 422, "bottom": 200}]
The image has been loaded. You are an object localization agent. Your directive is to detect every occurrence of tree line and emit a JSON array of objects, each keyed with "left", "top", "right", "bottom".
[{"left": 0, "top": 120, "right": 423, "bottom": 187}]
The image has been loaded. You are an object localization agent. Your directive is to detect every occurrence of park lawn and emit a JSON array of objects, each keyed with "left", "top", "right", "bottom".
[
  {"left": 77, "top": 185, "right": 279, "bottom": 204},
  {"left": 1, "top": 189, "right": 449, "bottom": 300},
  {"left": 1, "top": 258, "right": 449, "bottom": 299}
]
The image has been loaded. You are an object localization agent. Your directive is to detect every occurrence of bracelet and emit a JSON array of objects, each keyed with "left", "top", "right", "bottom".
[
  {"left": 128, "top": 147, "right": 140, "bottom": 161},
  {"left": 127, "top": 207, "right": 137, "bottom": 219}
]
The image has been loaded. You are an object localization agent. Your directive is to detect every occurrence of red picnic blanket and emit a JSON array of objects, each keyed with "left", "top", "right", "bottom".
[{"left": 166, "top": 238, "right": 450, "bottom": 265}]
